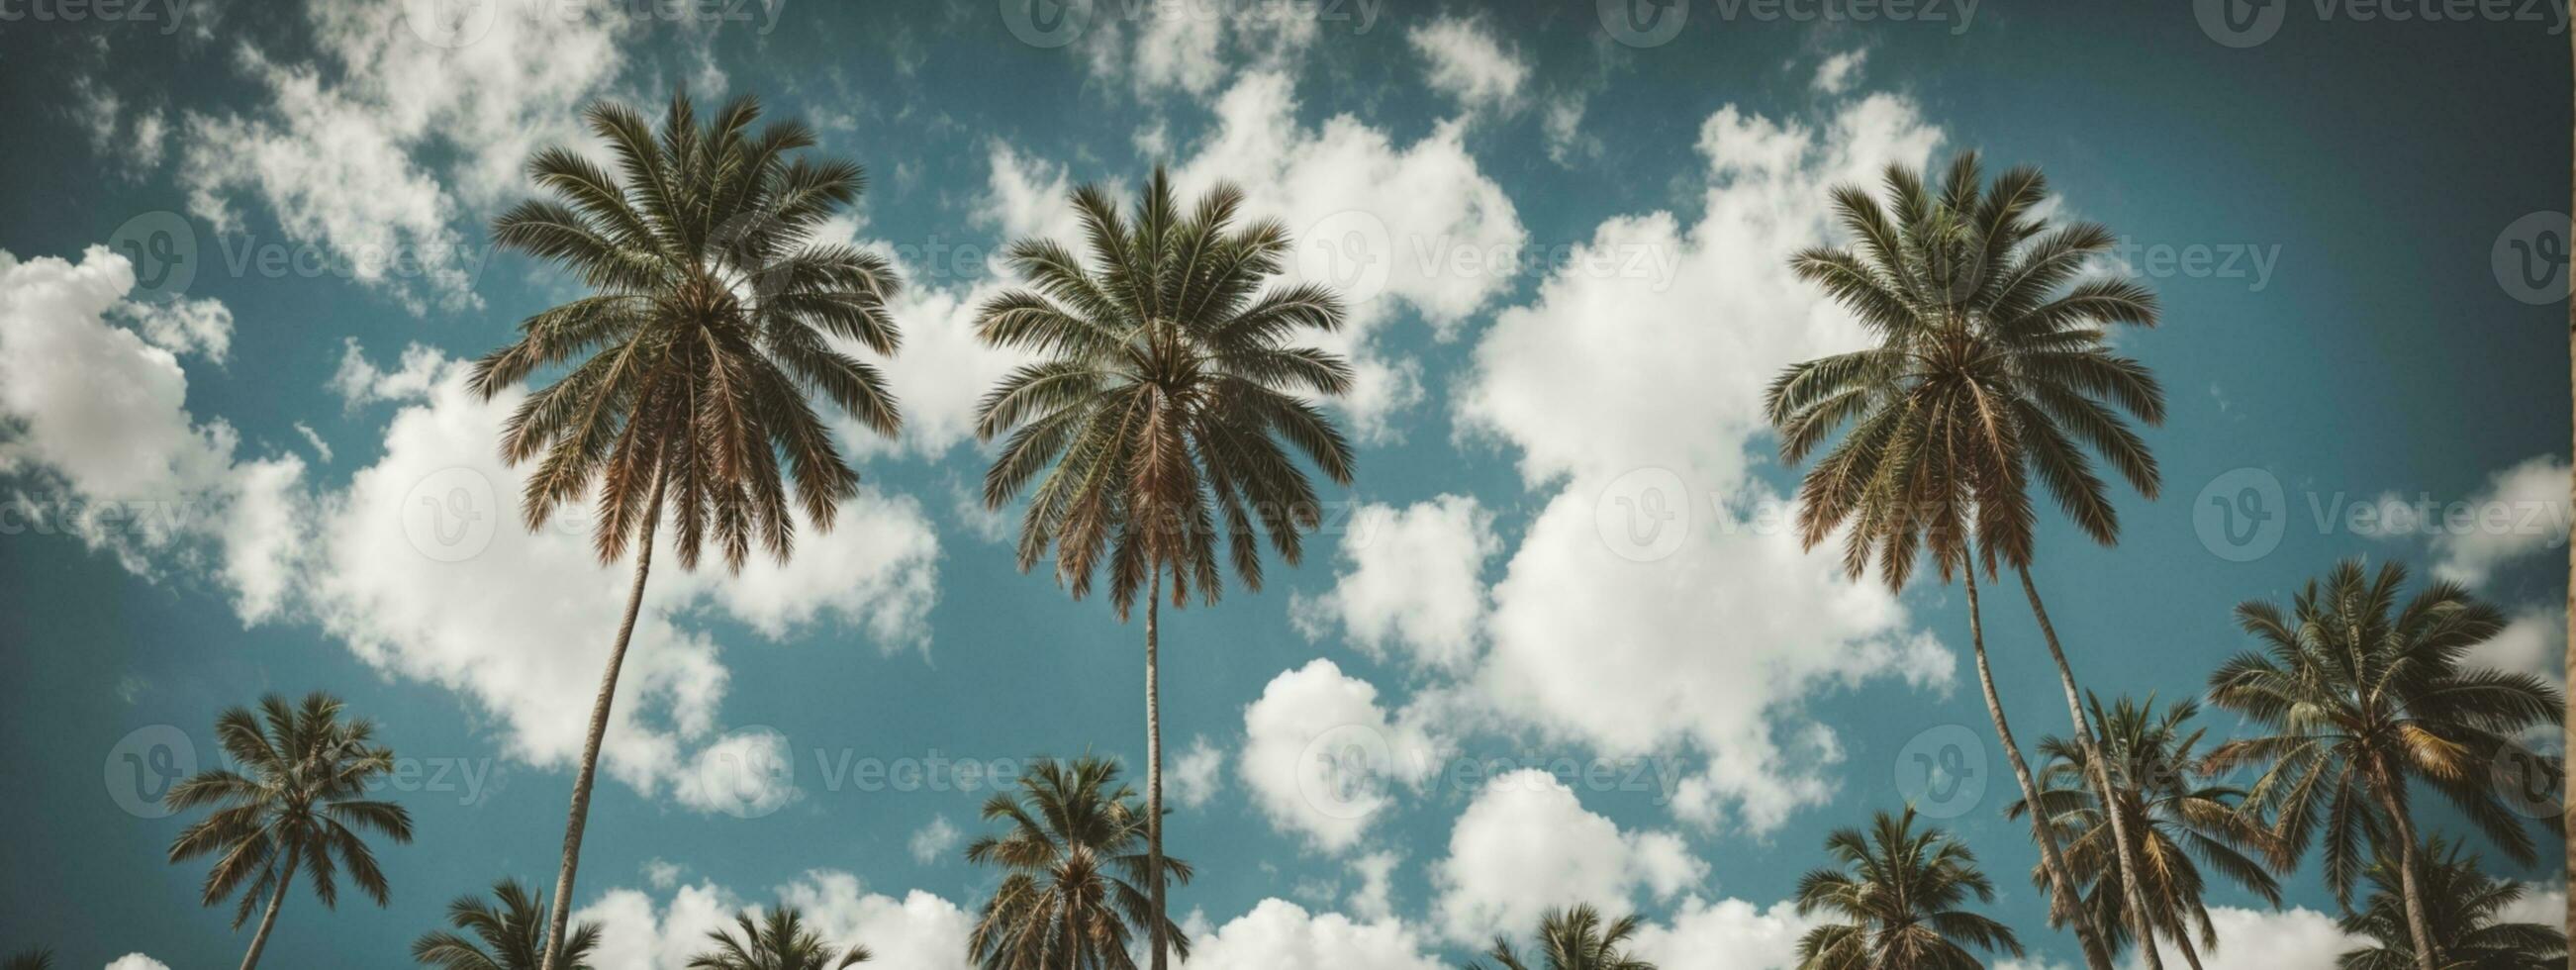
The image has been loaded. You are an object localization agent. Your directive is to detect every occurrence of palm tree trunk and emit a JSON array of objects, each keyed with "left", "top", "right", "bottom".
[
  {"left": 2016, "top": 567, "right": 2165, "bottom": 970},
  {"left": 1963, "top": 556, "right": 2116, "bottom": 970},
  {"left": 538, "top": 492, "right": 664, "bottom": 970},
  {"left": 2371, "top": 783, "right": 2441, "bottom": 970},
  {"left": 1144, "top": 571, "right": 1169, "bottom": 970},
  {"left": 2563, "top": 24, "right": 2573, "bottom": 965},
  {"left": 238, "top": 844, "right": 299, "bottom": 970}
]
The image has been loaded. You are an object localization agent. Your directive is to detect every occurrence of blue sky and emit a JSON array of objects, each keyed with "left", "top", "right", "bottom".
[{"left": 0, "top": 1, "right": 2570, "bottom": 967}]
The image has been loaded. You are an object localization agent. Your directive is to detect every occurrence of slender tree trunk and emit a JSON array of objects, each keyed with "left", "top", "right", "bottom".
[
  {"left": 1964, "top": 556, "right": 2116, "bottom": 970},
  {"left": 539, "top": 493, "right": 664, "bottom": 970},
  {"left": 2017, "top": 567, "right": 2164, "bottom": 970},
  {"left": 2563, "top": 25, "right": 2573, "bottom": 964},
  {"left": 2373, "top": 780, "right": 2440, "bottom": 970},
  {"left": 238, "top": 844, "right": 300, "bottom": 970},
  {"left": 1145, "top": 571, "right": 1169, "bottom": 970}
]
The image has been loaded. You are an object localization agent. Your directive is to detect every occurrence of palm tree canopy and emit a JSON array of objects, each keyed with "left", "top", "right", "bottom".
[
  {"left": 2338, "top": 835, "right": 2567, "bottom": 970},
  {"left": 2, "top": 949, "right": 50, "bottom": 970},
  {"left": 165, "top": 692, "right": 416, "bottom": 926},
  {"left": 2205, "top": 558, "right": 2565, "bottom": 905},
  {"left": 472, "top": 90, "right": 905, "bottom": 572},
  {"left": 1467, "top": 904, "right": 1658, "bottom": 970},
  {"left": 1794, "top": 806, "right": 2024, "bottom": 970},
  {"left": 687, "top": 906, "right": 869, "bottom": 970},
  {"left": 2009, "top": 694, "right": 2284, "bottom": 953},
  {"left": 972, "top": 166, "right": 1356, "bottom": 616},
  {"left": 411, "top": 878, "right": 603, "bottom": 970},
  {"left": 1765, "top": 150, "right": 2163, "bottom": 587},
  {"left": 966, "top": 755, "right": 1193, "bottom": 969}
]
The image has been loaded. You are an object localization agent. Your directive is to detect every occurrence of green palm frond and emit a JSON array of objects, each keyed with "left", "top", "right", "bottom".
[{"left": 965, "top": 755, "right": 1191, "bottom": 970}]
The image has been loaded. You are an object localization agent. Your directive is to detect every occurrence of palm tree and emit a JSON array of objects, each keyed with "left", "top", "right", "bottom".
[
  {"left": 164, "top": 692, "right": 416, "bottom": 970},
  {"left": 3, "top": 949, "right": 50, "bottom": 970},
  {"left": 965, "top": 755, "right": 1193, "bottom": 969},
  {"left": 971, "top": 167, "right": 1354, "bottom": 969},
  {"left": 1465, "top": 904, "right": 1657, "bottom": 970},
  {"left": 1766, "top": 151, "right": 2167, "bottom": 970},
  {"left": 473, "top": 91, "right": 906, "bottom": 970},
  {"left": 2009, "top": 695, "right": 2283, "bottom": 969},
  {"left": 688, "top": 907, "right": 869, "bottom": 969},
  {"left": 412, "top": 879, "right": 602, "bottom": 970},
  {"left": 2206, "top": 559, "right": 2564, "bottom": 970},
  {"left": 2339, "top": 835, "right": 2567, "bottom": 970},
  {"left": 1793, "top": 807, "right": 2023, "bottom": 970}
]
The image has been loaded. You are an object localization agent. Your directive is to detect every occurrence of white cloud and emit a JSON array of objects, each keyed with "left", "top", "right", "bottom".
[
  {"left": 0, "top": 246, "right": 305, "bottom": 623},
  {"left": 1629, "top": 896, "right": 1824, "bottom": 969},
  {"left": 1346, "top": 850, "right": 1401, "bottom": 922},
  {"left": 2475, "top": 607, "right": 2566, "bottom": 686},
  {"left": 103, "top": 956, "right": 171, "bottom": 970},
  {"left": 179, "top": 0, "right": 633, "bottom": 312},
  {"left": 1185, "top": 899, "right": 1446, "bottom": 970},
  {"left": 576, "top": 880, "right": 742, "bottom": 970},
  {"left": 118, "top": 296, "right": 234, "bottom": 362},
  {"left": 642, "top": 858, "right": 686, "bottom": 891},
  {"left": 975, "top": 142, "right": 1084, "bottom": 245},
  {"left": 1168, "top": 70, "right": 1526, "bottom": 439},
  {"left": 1409, "top": 16, "right": 1528, "bottom": 111},
  {"left": 1171, "top": 734, "right": 1227, "bottom": 811},
  {"left": 1431, "top": 770, "right": 1706, "bottom": 944},
  {"left": 776, "top": 871, "right": 976, "bottom": 970},
  {"left": 1292, "top": 495, "right": 1497, "bottom": 671},
  {"left": 2433, "top": 454, "right": 2571, "bottom": 587},
  {"left": 908, "top": 816, "right": 961, "bottom": 865},
  {"left": 2135, "top": 906, "right": 2357, "bottom": 970},
  {"left": 1543, "top": 92, "right": 1598, "bottom": 166},
  {"left": 293, "top": 422, "right": 334, "bottom": 462},
  {"left": 1452, "top": 92, "right": 1956, "bottom": 832},
  {"left": 1239, "top": 659, "right": 1442, "bottom": 853},
  {"left": 1813, "top": 49, "right": 1868, "bottom": 94},
  {"left": 1080, "top": 3, "right": 1322, "bottom": 99}
]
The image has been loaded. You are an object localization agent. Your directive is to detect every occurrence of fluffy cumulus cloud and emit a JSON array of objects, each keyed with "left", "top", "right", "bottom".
[
  {"left": 1185, "top": 899, "right": 1447, "bottom": 970},
  {"left": 1170, "top": 734, "right": 1227, "bottom": 810},
  {"left": 1292, "top": 495, "right": 1498, "bottom": 671},
  {"left": 578, "top": 871, "right": 974, "bottom": 970},
  {"left": 2134, "top": 906, "right": 2357, "bottom": 970},
  {"left": 0, "top": 246, "right": 306, "bottom": 623},
  {"left": 1450, "top": 92, "right": 1956, "bottom": 832},
  {"left": 2432, "top": 453, "right": 2572, "bottom": 587},
  {"left": 1079, "top": 0, "right": 1325, "bottom": 99},
  {"left": 102, "top": 956, "right": 172, "bottom": 970},
  {"left": 1409, "top": 15, "right": 1529, "bottom": 111},
  {"left": 178, "top": 0, "right": 635, "bottom": 312},
  {"left": 1628, "top": 896, "right": 1823, "bottom": 969},
  {"left": 1432, "top": 770, "right": 1706, "bottom": 944},
  {"left": 1167, "top": 70, "right": 1526, "bottom": 439},
  {"left": 1239, "top": 659, "right": 1444, "bottom": 853}
]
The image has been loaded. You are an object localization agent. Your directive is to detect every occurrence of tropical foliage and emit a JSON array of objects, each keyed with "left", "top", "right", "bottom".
[
  {"left": 687, "top": 907, "right": 870, "bottom": 970},
  {"left": 965, "top": 755, "right": 1192, "bottom": 970},
  {"left": 164, "top": 692, "right": 415, "bottom": 970},
  {"left": 1465, "top": 905, "right": 1658, "bottom": 970},
  {"left": 410, "top": 879, "right": 602, "bottom": 970},
  {"left": 2338, "top": 836, "right": 2567, "bottom": 970},
  {"left": 1793, "top": 807, "right": 2024, "bottom": 970}
]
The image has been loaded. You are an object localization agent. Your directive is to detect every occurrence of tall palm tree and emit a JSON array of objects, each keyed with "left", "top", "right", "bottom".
[
  {"left": 2206, "top": 559, "right": 2564, "bottom": 970},
  {"left": 412, "top": 879, "right": 602, "bottom": 970},
  {"left": 688, "top": 907, "right": 869, "bottom": 970},
  {"left": 1465, "top": 904, "right": 1657, "bottom": 970},
  {"left": 965, "top": 755, "right": 1192, "bottom": 970},
  {"left": 2009, "top": 695, "right": 2283, "bottom": 970},
  {"left": 164, "top": 692, "right": 416, "bottom": 970},
  {"left": 971, "top": 167, "right": 1354, "bottom": 969},
  {"left": 3, "top": 949, "right": 50, "bottom": 970},
  {"left": 1766, "top": 151, "right": 2167, "bottom": 970},
  {"left": 1793, "top": 806, "right": 2024, "bottom": 970},
  {"left": 473, "top": 92, "right": 906, "bottom": 970},
  {"left": 2339, "top": 835, "right": 2567, "bottom": 970}
]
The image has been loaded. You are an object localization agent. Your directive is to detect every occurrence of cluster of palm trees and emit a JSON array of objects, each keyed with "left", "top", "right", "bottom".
[{"left": 41, "top": 94, "right": 2566, "bottom": 969}]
